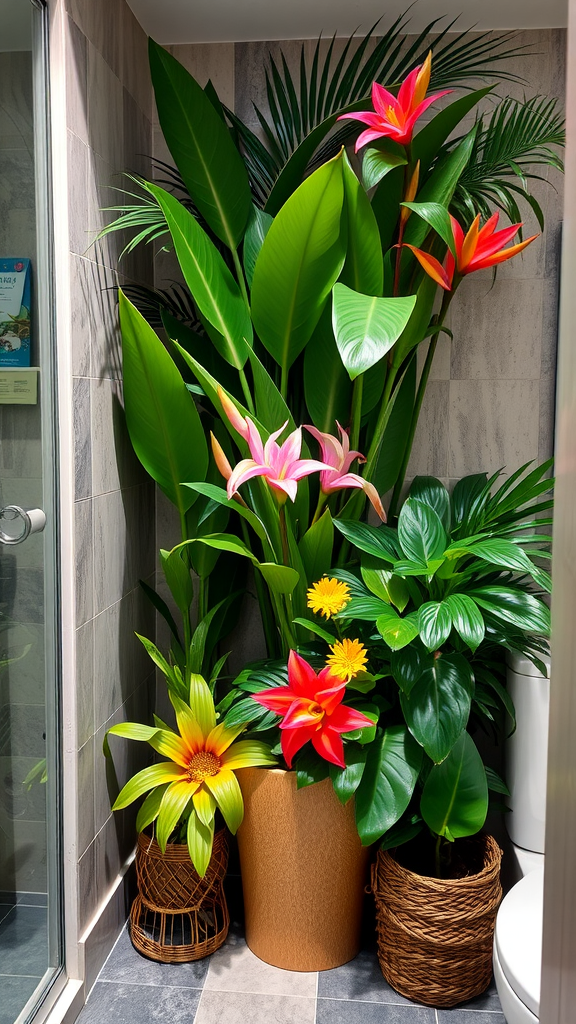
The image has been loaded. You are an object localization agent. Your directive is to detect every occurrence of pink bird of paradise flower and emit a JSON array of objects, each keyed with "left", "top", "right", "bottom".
[
  {"left": 404, "top": 211, "right": 539, "bottom": 291},
  {"left": 338, "top": 52, "right": 451, "bottom": 151},
  {"left": 305, "top": 422, "right": 386, "bottom": 521},
  {"left": 217, "top": 387, "right": 330, "bottom": 503},
  {"left": 252, "top": 650, "right": 373, "bottom": 768}
]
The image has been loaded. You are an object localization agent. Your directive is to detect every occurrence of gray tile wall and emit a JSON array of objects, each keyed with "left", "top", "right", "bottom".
[
  {"left": 154, "top": 30, "right": 565, "bottom": 499},
  {"left": 64, "top": 0, "right": 156, "bottom": 937}
]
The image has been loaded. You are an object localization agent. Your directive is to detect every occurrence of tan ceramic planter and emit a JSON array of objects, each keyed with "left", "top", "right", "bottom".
[{"left": 236, "top": 766, "right": 371, "bottom": 971}]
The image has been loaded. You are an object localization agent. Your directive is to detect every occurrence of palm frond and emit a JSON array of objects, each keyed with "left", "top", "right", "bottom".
[
  {"left": 451, "top": 95, "right": 565, "bottom": 227},
  {"left": 121, "top": 282, "right": 203, "bottom": 333},
  {"left": 229, "top": 10, "right": 536, "bottom": 204},
  {"left": 96, "top": 176, "right": 170, "bottom": 259}
]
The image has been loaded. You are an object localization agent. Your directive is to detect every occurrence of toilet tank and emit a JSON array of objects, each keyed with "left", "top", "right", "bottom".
[{"left": 505, "top": 651, "right": 551, "bottom": 854}]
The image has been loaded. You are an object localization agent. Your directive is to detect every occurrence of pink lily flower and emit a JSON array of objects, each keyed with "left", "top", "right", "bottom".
[
  {"left": 338, "top": 53, "right": 451, "bottom": 151},
  {"left": 305, "top": 423, "right": 386, "bottom": 521}
]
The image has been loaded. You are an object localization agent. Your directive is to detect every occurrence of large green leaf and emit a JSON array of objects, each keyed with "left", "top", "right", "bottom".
[
  {"left": 409, "top": 477, "right": 451, "bottom": 532},
  {"left": 401, "top": 201, "right": 457, "bottom": 256},
  {"left": 333, "top": 519, "right": 399, "bottom": 562},
  {"left": 420, "top": 732, "right": 489, "bottom": 840},
  {"left": 468, "top": 586, "right": 551, "bottom": 635},
  {"left": 303, "top": 306, "right": 351, "bottom": 431},
  {"left": 400, "top": 652, "right": 473, "bottom": 763},
  {"left": 417, "top": 601, "right": 453, "bottom": 651},
  {"left": 243, "top": 205, "right": 273, "bottom": 287},
  {"left": 390, "top": 646, "right": 425, "bottom": 696},
  {"left": 376, "top": 607, "right": 420, "bottom": 651},
  {"left": 341, "top": 153, "right": 383, "bottom": 296},
  {"left": 119, "top": 291, "right": 208, "bottom": 516},
  {"left": 444, "top": 594, "right": 485, "bottom": 652},
  {"left": 412, "top": 87, "right": 494, "bottom": 177},
  {"left": 403, "top": 126, "right": 478, "bottom": 250},
  {"left": 390, "top": 273, "right": 438, "bottom": 370},
  {"left": 360, "top": 563, "right": 409, "bottom": 612},
  {"left": 147, "top": 183, "right": 252, "bottom": 369},
  {"left": 299, "top": 511, "right": 334, "bottom": 584},
  {"left": 251, "top": 154, "right": 346, "bottom": 381},
  {"left": 332, "top": 284, "right": 417, "bottom": 380},
  {"left": 397, "top": 498, "right": 447, "bottom": 566},
  {"left": 355, "top": 726, "right": 422, "bottom": 846},
  {"left": 149, "top": 39, "right": 251, "bottom": 249},
  {"left": 329, "top": 748, "right": 367, "bottom": 806},
  {"left": 362, "top": 139, "right": 408, "bottom": 191},
  {"left": 258, "top": 562, "right": 301, "bottom": 595},
  {"left": 160, "top": 547, "right": 194, "bottom": 617}
]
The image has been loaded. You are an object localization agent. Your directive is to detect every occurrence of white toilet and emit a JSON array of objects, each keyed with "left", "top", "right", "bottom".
[{"left": 493, "top": 651, "right": 550, "bottom": 1023}]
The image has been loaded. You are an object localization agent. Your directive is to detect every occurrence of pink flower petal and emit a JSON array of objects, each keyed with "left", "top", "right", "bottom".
[
  {"left": 226, "top": 459, "right": 267, "bottom": 498},
  {"left": 245, "top": 418, "right": 266, "bottom": 464},
  {"left": 218, "top": 387, "right": 250, "bottom": 442},
  {"left": 397, "top": 65, "right": 420, "bottom": 111},
  {"left": 355, "top": 126, "right": 401, "bottom": 152},
  {"left": 268, "top": 477, "right": 298, "bottom": 503},
  {"left": 289, "top": 458, "right": 333, "bottom": 481},
  {"left": 372, "top": 81, "right": 401, "bottom": 117}
]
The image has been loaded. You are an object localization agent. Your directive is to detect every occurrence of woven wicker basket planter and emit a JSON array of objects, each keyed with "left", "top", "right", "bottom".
[
  {"left": 372, "top": 834, "right": 503, "bottom": 1008},
  {"left": 130, "top": 828, "right": 230, "bottom": 963}
]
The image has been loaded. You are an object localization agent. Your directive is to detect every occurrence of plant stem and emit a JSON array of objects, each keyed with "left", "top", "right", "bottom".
[
  {"left": 239, "top": 367, "right": 255, "bottom": 415},
  {"left": 240, "top": 520, "right": 279, "bottom": 658},
  {"left": 198, "top": 575, "right": 208, "bottom": 624},
  {"left": 363, "top": 359, "right": 397, "bottom": 482},
  {"left": 179, "top": 509, "right": 192, "bottom": 680},
  {"left": 350, "top": 374, "right": 364, "bottom": 453},
  {"left": 279, "top": 504, "right": 290, "bottom": 565},
  {"left": 231, "top": 247, "right": 250, "bottom": 310},
  {"left": 311, "top": 490, "right": 329, "bottom": 527},
  {"left": 280, "top": 364, "right": 288, "bottom": 402}
]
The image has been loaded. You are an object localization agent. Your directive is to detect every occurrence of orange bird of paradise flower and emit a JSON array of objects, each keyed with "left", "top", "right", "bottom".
[
  {"left": 404, "top": 212, "right": 539, "bottom": 291},
  {"left": 338, "top": 53, "right": 451, "bottom": 150},
  {"left": 252, "top": 650, "right": 373, "bottom": 769}
]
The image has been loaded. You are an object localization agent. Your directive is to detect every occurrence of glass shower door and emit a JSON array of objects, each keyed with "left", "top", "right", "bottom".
[{"left": 0, "top": 1, "right": 62, "bottom": 1022}]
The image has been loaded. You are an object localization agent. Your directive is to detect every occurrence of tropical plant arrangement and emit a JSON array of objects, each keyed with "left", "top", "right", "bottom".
[{"left": 100, "top": 8, "right": 562, "bottom": 976}]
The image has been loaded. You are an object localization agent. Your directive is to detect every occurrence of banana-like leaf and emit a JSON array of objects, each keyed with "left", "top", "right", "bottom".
[
  {"left": 362, "top": 141, "right": 408, "bottom": 191},
  {"left": 146, "top": 182, "right": 253, "bottom": 369},
  {"left": 160, "top": 547, "right": 194, "bottom": 617},
  {"left": 355, "top": 725, "right": 423, "bottom": 846},
  {"left": 298, "top": 510, "right": 334, "bottom": 584},
  {"left": 403, "top": 126, "right": 478, "bottom": 251},
  {"left": 251, "top": 153, "right": 346, "bottom": 384},
  {"left": 243, "top": 205, "right": 273, "bottom": 287},
  {"left": 119, "top": 291, "right": 208, "bottom": 517},
  {"left": 401, "top": 202, "right": 457, "bottom": 257},
  {"left": 412, "top": 87, "right": 494, "bottom": 177},
  {"left": 341, "top": 153, "right": 384, "bottom": 296},
  {"left": 420, "top": 731, "right": 489, "bottom": 840},
  {"left": 149, "top": 39, "right": 251, "bottom": 249},
  {"left": 332, "top": 284, "right": 417, "bottom": 380},
  {"left": 372, "top": 357, "right": 416, "bottom": 494}
]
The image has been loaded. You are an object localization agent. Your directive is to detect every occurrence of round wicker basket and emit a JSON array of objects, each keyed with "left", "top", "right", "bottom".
[
  {"left": 130, "top": 828, "right": 229, "bottom": 963},
  {"left": 372, "top": 834, "right": 503, "bottom": 1008}
]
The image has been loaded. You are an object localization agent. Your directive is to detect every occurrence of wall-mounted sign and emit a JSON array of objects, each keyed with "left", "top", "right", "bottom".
[
  {"left": 0, "top": 259, "right": 31, "bottom": 367},
  {"left": 0, "top": 367, "right": 39, "bottom": 404}
]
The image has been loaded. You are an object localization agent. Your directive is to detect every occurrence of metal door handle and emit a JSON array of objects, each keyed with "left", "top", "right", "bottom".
[{"left": 0, "top": 505, "right": 46, "bottom": 545}]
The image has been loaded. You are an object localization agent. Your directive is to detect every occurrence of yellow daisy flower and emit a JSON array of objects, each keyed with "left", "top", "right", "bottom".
[
  {"left": 307, "top": 577, "right": 351, "bottom": 619},
  {"left": 327, "top": 638, "right": 369, "bottom": 681}
]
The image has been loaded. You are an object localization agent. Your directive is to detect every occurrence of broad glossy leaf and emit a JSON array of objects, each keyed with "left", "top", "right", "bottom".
[
  {"left": 147, "top": 182, "right": 252, "bottom": 369},
  {"left": 149, "top": 40, "right": 251, "bottom": 248},
  {"left": 400, "top": 652, "right": 474, "bottom": 763},
  {"left": 332, "top": 283, "right": 417, "bottom": 380},
  {"left": 299, "top": 510, "right": 334, "bottom": 584},
  {"left": 403, "top": 127, "right": 478, "bottom": 251},
  {"left": 468, "top": 586, "right": 551, "bottom": 635},
  {"left": 341, "top": 594, "right": 392, "bottom": 621},
  {"left": 401, "top": 202, "right": 457, "bottom": 257},
  {"left": 391, "top": 273, "right": 438, "bottom": 370},
  {"left": 360, "top": 563, "right": 409, "bottom": 612},
  {"left": 252, "top": 153, "right": 346, "bottom": 376},
  {"left": 371, "top": 164, "right": 404, "bottom": 252},
  {"left": 258, "top": 562, "right": 300, "bottom": 595},
  {"left": 296, "top": 748, "right": 330, "bottom": 789},
  {"left": 377, "top": 608, "right": 420, "bottom": 651},
  {"left": 362, "top": 139, "right": 408, "bottom": 191},
  {"left": 333, "top": 519, "right": 399, "bottom": 562},
  {"left": 329, "top": 748, "right": 367, "bottom": 806},
  {"left": 451, "top": 473, "right": 489, "bottom": 531},
  {"left": 243, "top": 205, "right": 273, "bottom": 287},
  {"left": 341, "top": 152, "right": 383, "bottom": 296},
  {"left": 485, "top": 766, "right": 510, "bottom": 797},
  {"left": 390, "top": 646, "right": 424, "bottom": 695},
  {"left": 192, "top": 533, "right": 255, "bottom": 561},
  {"left": 248, "top": 350, "right": 294, "bottom": 431},
  {"left": 463, "top": 539, "right": 547, "bottom": 582},
  {"left": 355, "top": 726, "right": 423, "bottom": 846},
  {"left": 379, "top": 813, "right": 424, "bottom": 850},
  {"left": 303, "top": 306, "right": 352, "bottom": 431},
  {"left": 444, "top": 594, "right": 485, "bottom": 652},
  {"left": 398, "top": 498, "right": 447, "bottom": 566},
  {"left": 418, "top": 601, "right": 453, "bottom": 651},
  {"left": 409, "top": 477, "right": 450, "bottom": 532},
  {"left": 412, "top": 87, "right": 494, "bottom": 176},
  {"left": 184, "top": 482, "right": 268, "bottom": 546},
  {"left": 119, "top": 291, "right": 208, "bottom": 516},
  {"left": 292, "top": 617, "right": 337, "bottom": 644},
  {"left": 420, "top": 732, "right": 489, "bottom": 840}
]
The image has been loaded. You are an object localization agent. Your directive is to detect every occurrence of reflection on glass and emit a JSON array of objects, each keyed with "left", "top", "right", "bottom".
[{"left": 0, "top": 1, "right": 61, "bottom": 1021}]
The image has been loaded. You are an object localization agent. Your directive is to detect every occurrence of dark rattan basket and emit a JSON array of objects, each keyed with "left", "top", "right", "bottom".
[
  {"left": 372, "top": 834, "right": 503, "bottom": 1008},
  {"left": 130, "top": 828, "right": 229, "bottom": 963}
]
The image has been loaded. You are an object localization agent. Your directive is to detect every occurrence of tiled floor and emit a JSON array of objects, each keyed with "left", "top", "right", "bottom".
[
  {"left": 76, "top": 922, "right": 506, "bottom": 1024},
  {"left": 0, "top": 894, "right": 48, "bottom": 1024}
]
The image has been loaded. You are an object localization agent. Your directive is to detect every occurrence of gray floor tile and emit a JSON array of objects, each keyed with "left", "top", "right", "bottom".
[
  {"left": 0, "top": 975, "right": 42, "bottom": 1024},
  {"left": 437, "top": 1013, "right": 506, "bottom": 1023},
  {"left": 99, "top": 925, "right": 210, "bottom": 989},
  {"left": 194, "top": 990, "right": 316, "bottom": 1024},
  {"left": 76, "top": 981, "right": 201, "bottom": 1024},
  {"left": 0, "top": 906, "right": 13, "bottom": 925},
  {"left": 0, "top": 906, "right": 48, "bottom": 976},
  {"left": 316, "top": 999, "right": 436, "bottom": 1023},
  {"left": 318, "top": 951, "right": 417, "bottom": 1005},
  {"left": 203, "top": 929, "right": 317, "bottom": 996}
]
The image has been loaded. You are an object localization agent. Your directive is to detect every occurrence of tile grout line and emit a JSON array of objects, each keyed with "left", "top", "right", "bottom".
[{"left": 314, "top": 969, "right": 319, "bottom": 1024}]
